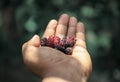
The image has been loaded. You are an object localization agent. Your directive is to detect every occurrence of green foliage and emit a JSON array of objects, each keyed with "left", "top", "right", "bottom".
[
  {"left": 52, "top": 0, "right": 64, "bottom": 7},
  {"left": 98, "top": 32, "right": 111, "bottom": 48},
  {"left": 80, "top": 6, "right": 97, "bottom": 18},
  {"left": 25, "top": 17, "right": 38, "bottom": 33}
]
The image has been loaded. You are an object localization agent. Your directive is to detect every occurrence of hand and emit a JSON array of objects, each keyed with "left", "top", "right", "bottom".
[{"left": 22, "top": 14, "right": 92, "bottom": 82}]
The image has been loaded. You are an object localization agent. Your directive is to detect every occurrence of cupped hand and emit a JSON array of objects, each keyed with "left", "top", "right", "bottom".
[{"left": 22, "top": 14, "right": 92, "bottom": 82}]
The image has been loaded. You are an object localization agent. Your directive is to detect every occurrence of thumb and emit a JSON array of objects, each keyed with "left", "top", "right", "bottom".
[
  {"left": 27, "top": 35, "right": 40, "bottom": 47},
  {"left": 22, "top": 35, "right": 41, "bottom": 68},
  {"left": 22, "top": 35, "right": 40, "bottom": 63}
]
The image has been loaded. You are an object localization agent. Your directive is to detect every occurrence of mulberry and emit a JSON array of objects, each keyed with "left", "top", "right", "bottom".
[
  {"left": 54, "top": 36, "right": 60, "bottom": 46},
  {"left": 66, "top": 37, "right": 75, "bottom": 47},
  {"left": 41, "top": 37, "right": 47, "bottom": 46},
  {"left": 41, "top": 35, "right": 76, "bottom": 55},
  {"left": 65, "top": 47, "right": 73, "bottom": 55},
  {"left": 47, "top": 35, "right": 55, "bottom": 47}
]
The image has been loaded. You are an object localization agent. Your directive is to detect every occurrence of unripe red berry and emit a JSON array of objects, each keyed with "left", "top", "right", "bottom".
[
  {"left": 54, "top": 36, "right": 60, "bottom": 46},
  {"left": 47, "top": 35, "right": 55, "bottom": 47}
]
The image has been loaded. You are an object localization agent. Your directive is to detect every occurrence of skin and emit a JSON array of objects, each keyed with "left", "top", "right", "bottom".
[{"left": 22, "top": 14, "right": 92, "bottom": 82}]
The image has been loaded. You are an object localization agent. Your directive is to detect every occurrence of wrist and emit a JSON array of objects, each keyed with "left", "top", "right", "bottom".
[
  {"left": 42, "top": 77, "right": 87, "bottom": 82},
  {"left": 42, "top": 77, "right": 69, "bottom": 82},
  {"left": 41, "top": 69, "right": 87, "bottom": 82}
]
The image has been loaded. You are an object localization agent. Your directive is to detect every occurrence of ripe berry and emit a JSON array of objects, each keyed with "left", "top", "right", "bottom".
[
  {"left": 66, "top": 37, "right": 75, "bottom": 47},
  {"left": 65, "top": 47, "right": 73, "bottom": 55},
  {"left": 62, "top": 37, "right": 67, "bottom": 43},
  {"left": 55, "top": 44, "right": 65, "bottom": 52},
  {"left": 58, "top": 40, "right": 65, "bottom": 51},
  {"left": 41, "top": 37, "right": 47, "bottom": 46}
]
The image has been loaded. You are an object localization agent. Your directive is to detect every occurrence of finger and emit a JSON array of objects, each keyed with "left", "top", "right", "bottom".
[
  {"left": 75, "top": 22, "right": 86, "bottom": 49},
  {"left": 67, "top": 17, "right": 77, "bottom": 37},
  {"left": 22, "top": 35, "right": 40, "bottom": 63},
  {"left": 43, "top": 20, "right": 57, "bottom": 38},
  {"left": 22, "top": 44, "right": 39, "bottom": 64},
  {"left": 27, "top": 35, "right": 40, "bottom": 47},
  {"left": 22, "top": 35, "right": 40, "bottom": 54},
  {"left": 55, "top": 14, "right": 69, "bottom": 39},
  {"left": 72, "top": 22, "right": 92, "bottom": 74},
  {"left": 72, "top": 46, "right": 92, "bottom": 76}
]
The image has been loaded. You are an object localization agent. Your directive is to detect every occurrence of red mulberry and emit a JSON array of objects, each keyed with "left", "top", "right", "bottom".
[
  {"left": 47, "top": 35, "right": 55, "bottom": 47},
  {"left": 54, "top": 36, "right": 60, "bottom": 46}
]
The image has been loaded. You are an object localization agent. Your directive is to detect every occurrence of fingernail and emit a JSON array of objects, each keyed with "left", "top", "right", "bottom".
[
  {"left": 31, "top": 35, "right": 38, "bottom": 42},
  {"left": 49, "top": 20, "right": 57, "bottom": 26},
  {"left": 78, "top": 22, "right": 84, "bottom": 26}
]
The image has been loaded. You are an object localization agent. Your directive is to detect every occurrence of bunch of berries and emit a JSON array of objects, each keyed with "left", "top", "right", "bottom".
[{"left": 41, "top": 35, "right": 76, "bottom": 55}]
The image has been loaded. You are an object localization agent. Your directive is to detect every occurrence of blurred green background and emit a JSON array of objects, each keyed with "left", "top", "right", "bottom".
[{"left": 0, "top": 0, "right": 120, "bottom": 82}]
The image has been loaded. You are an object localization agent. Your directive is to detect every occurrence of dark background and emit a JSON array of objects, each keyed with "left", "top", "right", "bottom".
[{"left": 0, "top": 0, "right": 120, "bottom": 82}]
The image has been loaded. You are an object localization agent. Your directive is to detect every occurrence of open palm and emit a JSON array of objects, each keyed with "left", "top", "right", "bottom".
[{"left": 22, "top": 14, "right": 92, "bottom": 82}]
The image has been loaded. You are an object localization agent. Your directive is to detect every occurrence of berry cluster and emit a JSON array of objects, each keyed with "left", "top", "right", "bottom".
[{"left": 41, "top": 35, "right": 76, "bottom": 55}]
